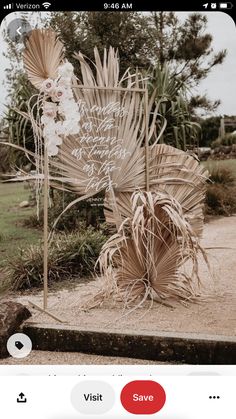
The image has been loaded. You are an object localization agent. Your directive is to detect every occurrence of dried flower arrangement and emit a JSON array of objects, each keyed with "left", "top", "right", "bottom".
[{"left": 4, "top": 29, "right": 209, "bottom": 313}]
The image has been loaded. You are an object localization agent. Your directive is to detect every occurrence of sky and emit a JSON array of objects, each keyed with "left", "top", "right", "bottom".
[
  {"left": 0, "top": 11, "right": 235, "bottom": 118},
  {"left": 189, "top": 12, "right": 236, "bottom": 116}
]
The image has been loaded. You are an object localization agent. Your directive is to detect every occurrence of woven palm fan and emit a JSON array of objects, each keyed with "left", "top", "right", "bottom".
[{"left": 23, "top": 29, "right": 64, "bottom": 89}]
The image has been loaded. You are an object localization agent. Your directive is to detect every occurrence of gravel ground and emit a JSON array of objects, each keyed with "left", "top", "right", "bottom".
[{"left": 0, "top": 351, "right": 160, "bottom": 365}]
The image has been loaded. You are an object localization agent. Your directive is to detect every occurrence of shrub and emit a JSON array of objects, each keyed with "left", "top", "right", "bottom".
[
  {"left": 211, "top": 138, "right": 221, "bottom": 149},
  {"left": 205, "top": 165, "right": 236, "bottom": 216},
  {"left": 222, "top": 133, "right": 236, "bottom": 146},
  {"left": 0, "top": 143, "right": 12, "bottom": 174},
  {"left": 7, "top": 228, "right": 107, "bottom": 290},
  {"left": 208, "top": 166, "right": 235, "bottom": 186},
  {"left": 24, "top": 189, "right": 106, "bottom": 232},
  {"left": 205, "top": 184, "right": 236, "bottom": 216},
  {"left": 211, "top": 133, "right": 236, "bottom": 148}
]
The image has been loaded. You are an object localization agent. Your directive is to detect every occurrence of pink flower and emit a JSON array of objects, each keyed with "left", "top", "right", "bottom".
[
  {"left": 51, "top": 86, "right": 67, "bottom": 102},
  {"left": 41, "top": 78, "right": 56, "bottom": 94}
]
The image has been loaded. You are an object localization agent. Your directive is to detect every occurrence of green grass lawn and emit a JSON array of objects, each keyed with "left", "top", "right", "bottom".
[
  {"left": 202, "top": 159, "right": 236, "bottom": 178},
  {"left": 0, "top": 182, "right": 41, "bottom": 269}
]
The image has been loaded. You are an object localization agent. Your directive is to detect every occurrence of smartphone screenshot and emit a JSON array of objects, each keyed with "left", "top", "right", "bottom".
[{"left": 0, "top": 1, "right": 235, "bottom": 417}]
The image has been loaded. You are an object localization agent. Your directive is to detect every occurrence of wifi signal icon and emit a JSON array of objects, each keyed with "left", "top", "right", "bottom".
[{"left": 42, "top": 2, "right": 51, "bottom": 8}]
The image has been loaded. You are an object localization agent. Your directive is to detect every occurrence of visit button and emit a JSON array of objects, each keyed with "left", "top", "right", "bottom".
[{"left": 120, "top": 380, "right": 166, "bottom": 414}]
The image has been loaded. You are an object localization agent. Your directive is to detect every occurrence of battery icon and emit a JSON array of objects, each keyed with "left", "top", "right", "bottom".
[{"left": 219, "top": 2, "right": 233, "bottom": 8}]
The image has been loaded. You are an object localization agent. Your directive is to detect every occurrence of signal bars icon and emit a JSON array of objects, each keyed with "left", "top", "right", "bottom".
[{"left": 4, "top": 3, "right": 13, "bottom": 8}]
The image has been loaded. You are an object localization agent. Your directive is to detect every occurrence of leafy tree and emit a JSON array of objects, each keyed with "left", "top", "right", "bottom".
[
  {"left": 146, "top": 12, "right": 226, "bottom": 111},
  {"left": 198, "top": 116, "right": 221, "bottom": 146},
  {"left": 3, "top": 73, "right": 37, "bottom": 168},
  {"left": 149, "top": 13, "right": 226, "bottom": 82},
  {"left": 2, "top": 10, "right": 227, "bottom": 166},
  {"left": 49, "top": 11, "right": 226, "bottom": 112},
  {"left": 1, "top": 23, "right": 37, "bottom": 169},
  {"left": 49, "top": 11, "right": 151, "bottom": 75}
]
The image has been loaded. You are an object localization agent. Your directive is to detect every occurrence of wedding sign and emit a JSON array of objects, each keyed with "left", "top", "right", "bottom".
[
  {"left": 72, "top": 97, "right": 130, "bottom": 193},
  {"left": 10, "top": 29, "right": 209, "bottom": 317}
]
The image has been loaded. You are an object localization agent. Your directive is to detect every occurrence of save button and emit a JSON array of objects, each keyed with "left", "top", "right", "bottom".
[{"left": 120, "top": 380, "right": 166, "bottom": 414}]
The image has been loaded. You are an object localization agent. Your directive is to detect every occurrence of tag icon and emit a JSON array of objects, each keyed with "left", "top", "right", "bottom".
[
  {"left": 15, "top": 341, "right": 24, "bottom": 350},
  {"left": 7, "top": 333, "right": 32, "bottom": 358}
]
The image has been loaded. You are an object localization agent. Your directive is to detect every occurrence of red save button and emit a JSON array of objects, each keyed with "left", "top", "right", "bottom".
[{"left": 120, "top": 380, "right": 166, "bottom": 414}]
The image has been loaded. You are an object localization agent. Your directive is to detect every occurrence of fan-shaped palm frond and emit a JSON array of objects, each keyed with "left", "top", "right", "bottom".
[
  {"left": 149, "top": 144, "right": 208, "bottom": 237},
  {"left": 20, "top": 33, "right": 161, "bottom": 206},
  {"left": 99, "top": 190, "right": 204, "bottom": 308},
  {"left": 49, "top": 47, "right": 159, "bottom": 199},
  {"left": 74, "top": 47, "right": 120, "bottom": 88},
  {"left": 23, "top": 29, "right": 64, "bottom": 89},
  {"left": 104, "top": 144, "right": 208, "bottom": 238}
]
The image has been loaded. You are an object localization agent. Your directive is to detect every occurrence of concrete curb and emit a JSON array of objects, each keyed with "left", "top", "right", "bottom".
[{"left": 23, "top": 324, "right": 236, "bottom": 364}]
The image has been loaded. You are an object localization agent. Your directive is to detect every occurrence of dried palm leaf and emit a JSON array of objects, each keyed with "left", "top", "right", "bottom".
[
  {"left": 23, "top": 29, "right": 64, "bottom": 89},
  {"left": 11, "top": 30, "right": 210, "bottom": 311},
  {"left": 10, "top": 37, "right": 162, "bottom": 229},
  {"left": 20, "top": 36, "right": 161, "bottom": 204},
  {"left": 104, "top": 144, "right": 208, "bottom": 238},
  {"left": 15, "top": 38, "right": 163, "bottom": 235},
  {"left": 149, "top": 144, "right": 208, "bottom": 237},
  {"left": 99, "top": 191, "right": 205, "bottom": 308},
  {"left": 49, "top": 47, "right": 160, "bottom": 199}
]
